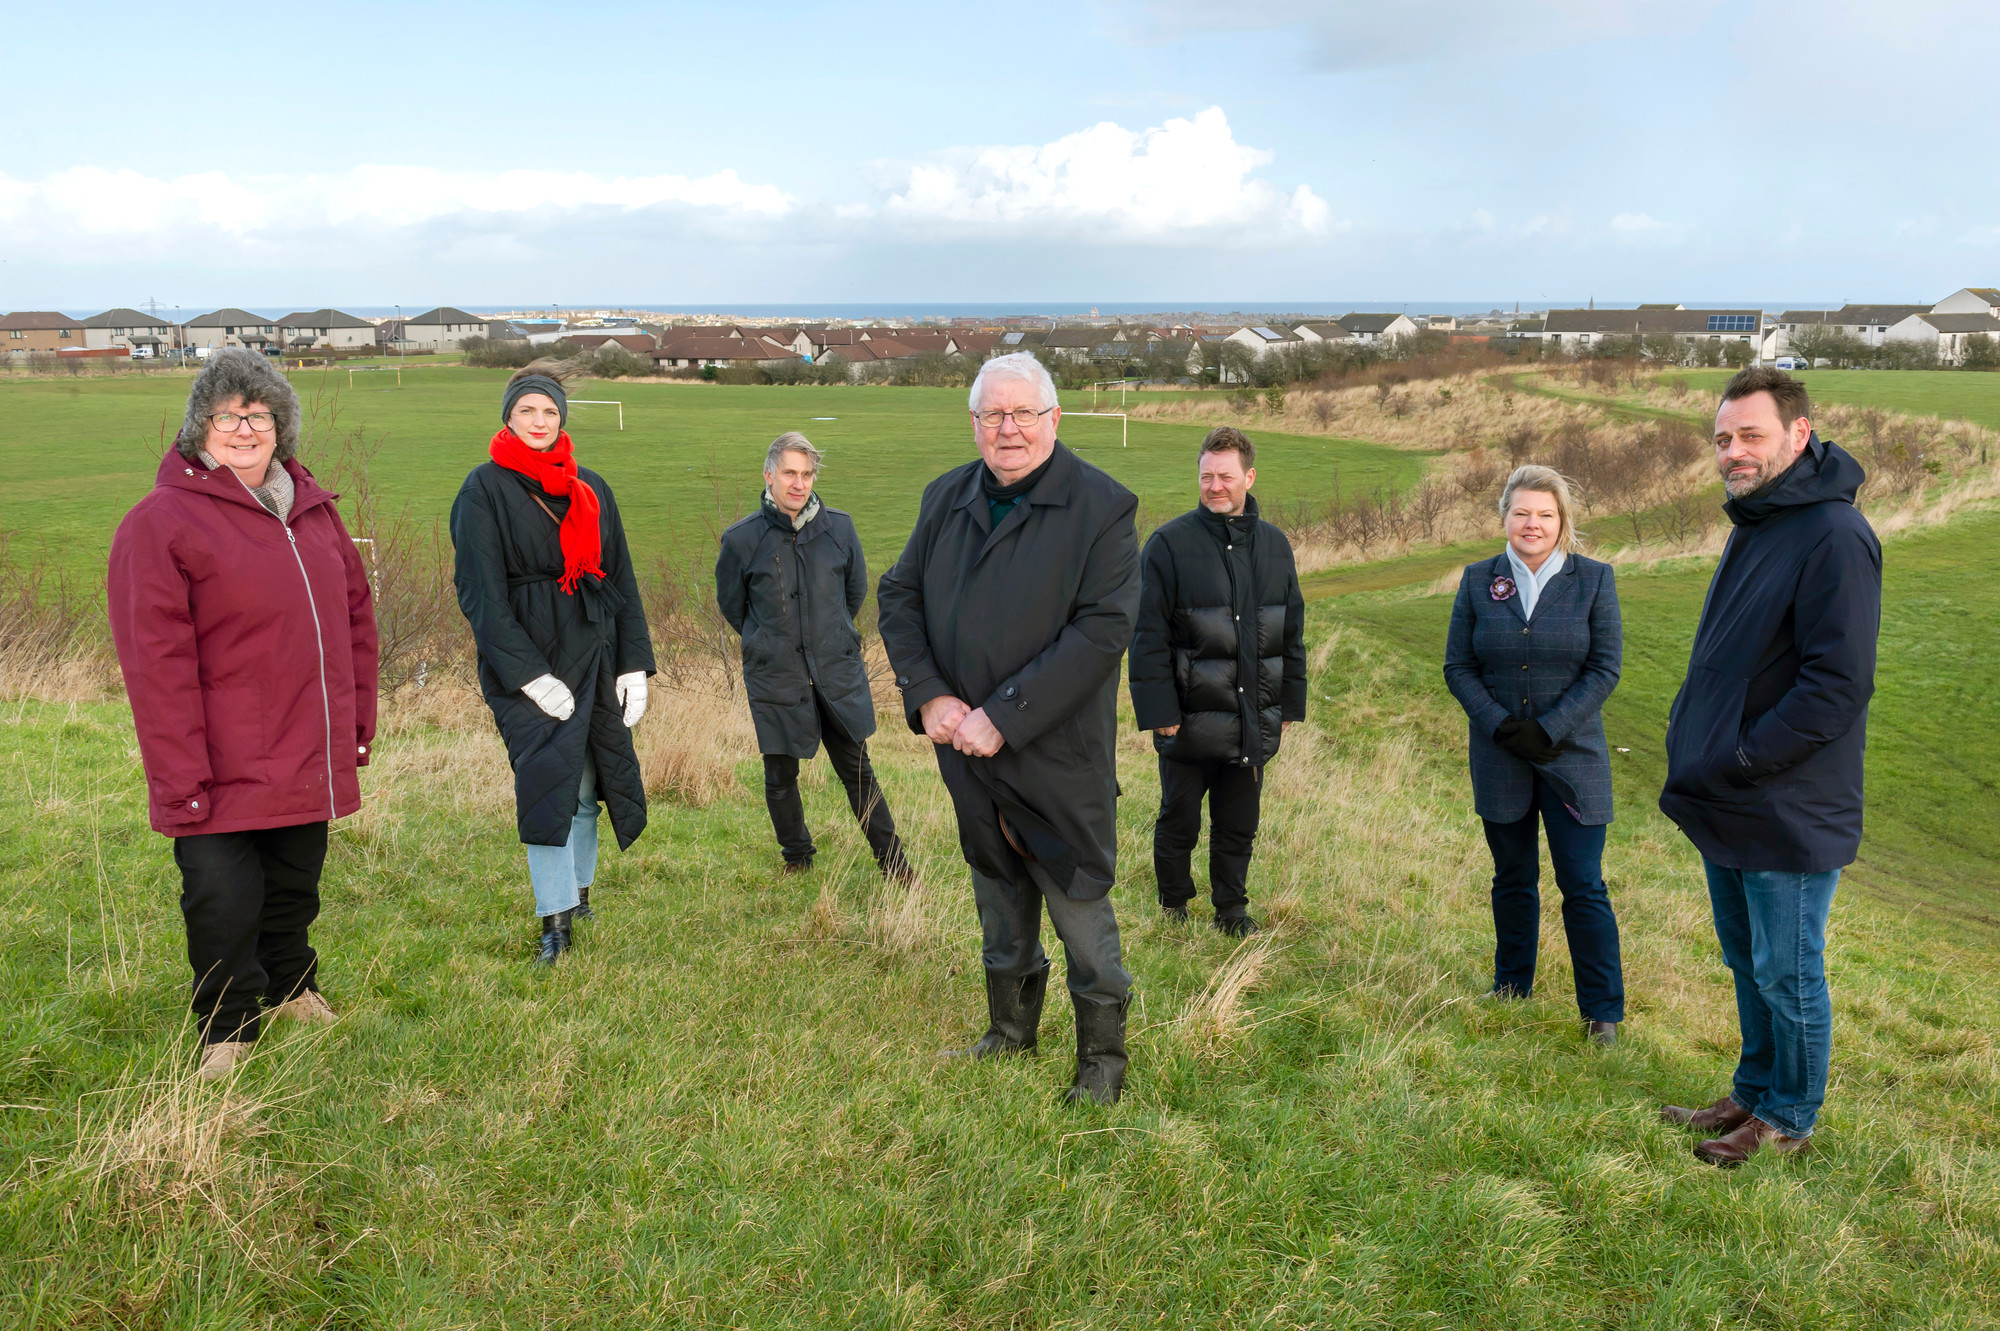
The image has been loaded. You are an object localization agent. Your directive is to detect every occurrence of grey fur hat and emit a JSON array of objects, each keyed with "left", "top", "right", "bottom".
[{"left": 175, "top": 349, "right": 303, "bottom": 462}]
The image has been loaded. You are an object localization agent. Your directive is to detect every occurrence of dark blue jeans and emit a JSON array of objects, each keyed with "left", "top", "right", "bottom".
[
  {"left": 1481, "top": 775, "right": 1625, "bottom": 1022},
  {"left": 1703, "top": 859, "right": 1840, "bottom": 1139}
]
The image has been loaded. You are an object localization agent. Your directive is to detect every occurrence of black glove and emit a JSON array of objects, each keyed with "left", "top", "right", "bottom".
[{"left": 1494, "top": 718, "right": 1561, "bottom": 765}]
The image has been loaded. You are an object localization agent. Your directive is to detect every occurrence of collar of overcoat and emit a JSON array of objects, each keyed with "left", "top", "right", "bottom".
[
  {"left": 152, "top": 447, "right": 337, "bottom": 525},
  {"left": 1489, "top": 548, "right": 1579, "bottom": 625},
  {"left": 952, "top": 439, "right": 1078, "bottom": 563}
]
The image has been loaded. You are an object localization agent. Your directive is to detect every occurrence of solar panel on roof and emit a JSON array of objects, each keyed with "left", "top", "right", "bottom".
[
  {"left": 1707, "top": 315, "right": 1756, "bottom": 331},
  {"left": 1253, "top": 326, "right": 1281, "bottom": 339}
]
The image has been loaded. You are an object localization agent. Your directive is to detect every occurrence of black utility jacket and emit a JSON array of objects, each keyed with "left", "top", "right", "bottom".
[
  {"left": 1129, "top": 495, "right": 1307, "bottom": 766},
  {"left": 715, "top": 494, "right": 876, "bottom": 758},
  {"left": 1660, "top": 435, "right": 1881, "bottom": 873},
  {"left": 878, "top": 442, "right": 1139, "bottom": 899},
  {"left": 450, "top": 461, "right": 655, "bottom": 849}
]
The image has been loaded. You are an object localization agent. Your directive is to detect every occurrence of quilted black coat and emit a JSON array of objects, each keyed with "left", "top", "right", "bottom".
[
  {"left": 877, "top": 442, "right": 1139, "bottom": 900},
  {"left": 450, "top": 461, "right": 655, "bottom": 849},
  {"left": 714, "top": 494, "right": 876, "bottom": 759},
  {"left": 1128, "top": 496, "right": 1307, "bottom": 766}
]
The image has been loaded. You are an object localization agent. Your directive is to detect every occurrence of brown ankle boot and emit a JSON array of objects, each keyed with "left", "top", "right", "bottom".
[
  {"left": 1661, "top": 1094, "right": 1751, "bottom": 1133},
  {"left": 1695, "top": 1118, "right": 1810, "bottom": 1168}
]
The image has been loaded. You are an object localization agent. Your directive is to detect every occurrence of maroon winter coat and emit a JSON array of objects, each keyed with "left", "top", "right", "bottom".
[{"left": 108, "top": 449, "right": 379, "bottom": 837}]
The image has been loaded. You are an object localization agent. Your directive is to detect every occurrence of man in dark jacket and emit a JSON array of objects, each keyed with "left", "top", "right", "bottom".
[
  {"left": 1129, "top": 427, "right": 1306, "bottom": 936},
  {"left": 716, "top": 433, "right": 907, "bottom": 878},
  {"left": 1658, "top": 366, "right": 1881, "bottom": 1168},
  {"left": 878, "top": 352, "right": 1140, "bottom": 1105}
]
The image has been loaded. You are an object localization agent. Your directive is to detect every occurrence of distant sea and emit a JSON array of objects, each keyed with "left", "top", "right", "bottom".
[{"left": 59, "top": 299, "right": 1821, "bottom": 321}]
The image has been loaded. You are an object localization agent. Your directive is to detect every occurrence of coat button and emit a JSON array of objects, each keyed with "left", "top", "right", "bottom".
[
  {"left": 898, "top": 676, "right": 909, "bottom": 686},
  {"left": 1521, "top": 665, "right": 1528, "bottom": 671},
  {"left": 1003, "top": 685, "right": 1016, "bottom": 698},
  {"left": 190, "top": 800, "right": 199, "bottom": 809},
  {"left": 1016, "top": 700, "right": 1028, "bottom": 711}
]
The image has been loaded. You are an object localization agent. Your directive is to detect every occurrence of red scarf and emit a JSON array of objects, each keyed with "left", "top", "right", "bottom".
[{"left": 488, "top": 427, "right": 604, "bottom": 594}]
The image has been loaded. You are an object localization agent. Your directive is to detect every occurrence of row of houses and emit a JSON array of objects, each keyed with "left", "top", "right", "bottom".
[
  {"left": 1523, "top": 288, "right": 2000, "bottom": 365},
  {"left": 0, "top": 306, "right": 508, "bottom": 357}
]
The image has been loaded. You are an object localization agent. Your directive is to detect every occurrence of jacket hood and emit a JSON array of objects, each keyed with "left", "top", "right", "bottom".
[
  {"left": 1197, "top": 491, "right": 1259, "bottom": 538},
  {"left": 1723, "top": 432, "right": 1866, "bottom": 527},
  {"left": 151, "top": 447, "right": 337, "bottom": 522}
]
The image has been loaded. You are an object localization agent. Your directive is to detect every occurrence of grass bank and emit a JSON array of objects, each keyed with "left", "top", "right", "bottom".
[{"left": 2, "top": 493, "right": 1997, "bottom": 1326}]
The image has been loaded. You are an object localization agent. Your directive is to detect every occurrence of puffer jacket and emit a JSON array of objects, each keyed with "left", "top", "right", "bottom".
[
  {"left": 1128, "top": 495, "right": 1307, "bottom": 766},
  {"left": 714, "top": 493, "right": 876, "bottom": 758},
  {"left": 108, "top": 449, "right": 379, "bottom": 836}
]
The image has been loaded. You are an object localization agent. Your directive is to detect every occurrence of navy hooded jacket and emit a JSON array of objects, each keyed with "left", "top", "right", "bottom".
[{"left": 1659, "top": 434, "right": 1881, "bottom": 873}]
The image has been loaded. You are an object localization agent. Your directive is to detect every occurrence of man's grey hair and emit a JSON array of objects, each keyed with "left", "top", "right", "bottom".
[
  {"left": 764, "top": 431, "right": 822, "bottom": 475},
  {"left": 176, "top": 349, "right": 303, "bottom": 463},
  {"left": 969, "top": 352, "right": 1057, "bottom": 412}
]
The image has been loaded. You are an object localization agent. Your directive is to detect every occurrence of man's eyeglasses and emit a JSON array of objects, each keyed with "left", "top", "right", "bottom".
[
  {"left": 973, "top": 406, "right": 1054, "bottom": 430},
  {"left": 210, "top": 411, "right": 276, "bottom": 433}
]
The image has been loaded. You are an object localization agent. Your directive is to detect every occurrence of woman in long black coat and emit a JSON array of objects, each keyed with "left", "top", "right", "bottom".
[
  {"left": 1443, "top": 465, "right": 1625, "bottom": 1042},
  {"left": 451, "top": 362, "right": 655, "bottom": 965}
]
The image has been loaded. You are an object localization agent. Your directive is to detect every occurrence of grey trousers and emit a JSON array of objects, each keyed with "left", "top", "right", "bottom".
[{"left": 970, "top": 860, "right": 1131, "bottom": 1007}]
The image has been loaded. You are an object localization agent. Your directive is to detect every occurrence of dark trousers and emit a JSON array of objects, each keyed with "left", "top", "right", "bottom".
[
  {"left": 171, "top": 821, "right": 328, "bottom": 1045},
  {"left": 1152, "top": 756, "right": 1262, "bottom": 918},
  {"left": 971, "top": 860, "right": 1130, "bottom": 1005},
  {"left": 763, "top": 690, "right": 903, "bottom": 870},
  {"left": 1481, "top": 774, "right": 1625, "bottom": 1022}
]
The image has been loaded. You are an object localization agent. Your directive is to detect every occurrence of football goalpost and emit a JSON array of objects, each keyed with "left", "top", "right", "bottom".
[
  {"left": 1065, "top": 410, "right": 1128, "bottom": 447},
  {"left": 569, "top": 399, "right": 625, "bottom": 430}
]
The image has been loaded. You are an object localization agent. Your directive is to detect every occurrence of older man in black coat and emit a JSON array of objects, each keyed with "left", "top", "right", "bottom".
[
  {"left": 717, "top": 432, "right": 907, "bottom": 878},
  {"left": 878, "top": 352, "right": 1140, "bottom": 1105},
  {"left": 1129, "top": 427, "right": 1307, "bottom": 937},
  {"left": 1659, "top": 367, "right": 1881, "bottom": 1168}
]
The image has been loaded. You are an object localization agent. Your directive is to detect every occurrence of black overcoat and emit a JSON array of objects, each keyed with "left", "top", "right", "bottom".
[
  {"left": 714, "top": 495, "right": 876, "bottom": 758},
  {"left": 1443, "top": 551, "right": 1622, "bottom": 825},
  {"left": 1660, "top": 435, "right": 1880, "bottom": 873},
  {"left": 1128, "top": 495, "right": 1308, "bottom": 766},
  {"left": 877, "top": 442, "right": 1139, "bottom": 900},
  {"left": 450, "top": 461, "right": 655, "bottom": 849}
]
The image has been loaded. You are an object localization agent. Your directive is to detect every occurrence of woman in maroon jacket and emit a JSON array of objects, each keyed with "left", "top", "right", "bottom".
[{"left": 108, "top": 349, "right": 379, "bottom": 1080}]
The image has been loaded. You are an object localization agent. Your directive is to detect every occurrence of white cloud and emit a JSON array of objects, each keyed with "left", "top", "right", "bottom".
[
  {"left": 0, "top": 164, "right": 794, "bottom": 257},
  {"left": 1609, "top": 212, "right": 1690, "bottom": 245},
  {"left": 1104, "top": 0, "right": 1724, "bottom": 70},
  {"left": 873, "top": 108, "right": 1334, "bottom": 243}
]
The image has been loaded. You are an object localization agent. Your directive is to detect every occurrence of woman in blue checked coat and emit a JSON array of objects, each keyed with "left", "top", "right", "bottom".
[{"left": 1443, "top": 465, "right": 1625, "bottom": 1043}]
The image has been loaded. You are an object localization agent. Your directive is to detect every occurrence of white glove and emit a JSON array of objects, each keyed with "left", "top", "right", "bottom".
[
  {"left": 616, "top": 671, "right": 649, "bottom": 728},
  {"left": 521, "top": 673, "right": 575, "bottom": 721}
]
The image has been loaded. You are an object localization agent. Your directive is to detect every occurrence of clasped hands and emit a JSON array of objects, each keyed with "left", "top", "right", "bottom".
[
  {"left": 920, "top": 695, "right": 1005, "bottom": 757},
  {"left": 1493, "top": 717, "right": 1562, "bottom": 764}
]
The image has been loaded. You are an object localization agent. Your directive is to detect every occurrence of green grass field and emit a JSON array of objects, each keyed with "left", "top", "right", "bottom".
[
  {"left": 0, "top": 370, "right": 1425, "bottom": 582},
  {"left": 1667, "top": 369, "right": 2000, "bottom": 433},
  {"left": 2, "top": 373, "right": 1997, "bottom": 1327}
]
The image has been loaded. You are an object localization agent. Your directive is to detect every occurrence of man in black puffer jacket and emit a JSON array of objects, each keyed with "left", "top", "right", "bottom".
[
  {"left": 1658, "top": 367, "right": 1881, "bottom": 1169},
  {"left": 1129, "top": 428, "right": 1307, "bottom": 935},
  {"left": 717, "top": 433, "right": 908, "bottom": 879}
]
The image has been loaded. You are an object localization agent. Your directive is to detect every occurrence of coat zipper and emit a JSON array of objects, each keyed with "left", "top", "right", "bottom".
[{"left": 285, "top": 524, "right": 339, "bottom": 820}]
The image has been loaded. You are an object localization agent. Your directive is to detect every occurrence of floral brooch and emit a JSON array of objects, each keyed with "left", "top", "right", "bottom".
[{"left": 1490, "top": 575, "right": 1518, "bottom": 602}]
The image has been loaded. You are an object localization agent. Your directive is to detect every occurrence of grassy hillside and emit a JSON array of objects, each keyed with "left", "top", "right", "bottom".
[
  {"left": 3, "top": 494, "right": 1997, "bottom": 1327},
  {"left": 0, "top": 373, "right": 1426, "bottom": 580},
  {"left": 1668, "top": 369, "right": 2000, "bottom": 432}
]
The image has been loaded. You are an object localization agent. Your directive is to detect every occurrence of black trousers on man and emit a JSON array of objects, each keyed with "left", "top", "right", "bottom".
[
  {"left": 171, "top": 820, "right": 328, "bottom": 1045},
  {"left": 1152, "top": 756, "right": 1262, "bottom": 920},
  {"left": 763, "top": 689, "right": 905, "bottom": 872}
]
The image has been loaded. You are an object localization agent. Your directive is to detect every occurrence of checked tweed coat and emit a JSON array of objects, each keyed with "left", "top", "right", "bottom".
[{"left": 1442, "top": 551, "right": 1622, "bottom": 826}]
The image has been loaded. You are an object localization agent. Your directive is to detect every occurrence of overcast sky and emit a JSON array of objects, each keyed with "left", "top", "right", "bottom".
[{"left": 5, "top": 0, "right": 1995, "bottom": 310}]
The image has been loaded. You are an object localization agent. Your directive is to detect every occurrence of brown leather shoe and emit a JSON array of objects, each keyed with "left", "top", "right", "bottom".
[
  {"left": 1695, "top": 1118, "right": 1811, "bottom": 1168},
  {"left": 1661, "top": 1094, "right": 1752, "bottom": 1133},
  {"left": 1586, "top": 1020, "right": 1618, "bottom": 1046}
]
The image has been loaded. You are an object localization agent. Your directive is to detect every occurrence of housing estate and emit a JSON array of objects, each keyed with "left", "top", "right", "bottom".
[
  {"left": 81, "top": 309, "right": 177, "bottom": 355},
  {"left": 1, "top": 310, "right": 86, "bottom": 353},
  {"left": 278, "top": 309, "right": 376, "bottom": 351}
]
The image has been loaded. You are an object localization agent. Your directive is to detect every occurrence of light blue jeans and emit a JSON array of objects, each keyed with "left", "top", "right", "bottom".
[
  {"left": 1703, "top": 858, "right": 1841, "bottom": 1138},
  {"left": 526, "top": 758, "right": 599, "bottom": 917}
]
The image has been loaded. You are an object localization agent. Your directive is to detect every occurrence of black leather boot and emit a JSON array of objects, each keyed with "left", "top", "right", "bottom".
[
  {"left": 945, "top": 962, "right": 1050, "bottom": 1058},
  {"left": 1064, "top": 992, "right": 1130, "bottom": 1105},
  {"left": 534, "top": 910, "right": 573, "bottom": 967},
  {"left": 573, "top": 887, "right": 595, "bottom": 921}
]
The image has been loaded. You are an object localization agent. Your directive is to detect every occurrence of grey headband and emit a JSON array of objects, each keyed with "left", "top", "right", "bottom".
[{"left": 502, "top": 374, "right": 567, "bottom": 428}]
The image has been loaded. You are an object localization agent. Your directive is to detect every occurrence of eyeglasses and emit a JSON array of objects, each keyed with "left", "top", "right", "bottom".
[
  {"left": 972, "top": 406, "right": 1054, "bottom": 430},
  {"left": 210, "top": 411, "right": 276, "bottom": 432}
]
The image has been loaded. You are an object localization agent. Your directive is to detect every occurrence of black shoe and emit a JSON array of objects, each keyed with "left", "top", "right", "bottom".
[
  {"left": 782, "top": 857, "right": 814, "bottom": 875},
  {"left": 1586, "top": 1020, "right": 1618, "bottom": 1046},
  {"left": 1214, "top": 913, "right": 1260, "bottom": 938},
  {"left": 573, "top": 887, "right": 595, "bottom": 922},
  {"left": 534, "top": 910, "right": 573, "bottom": 967},
  {"left": 945, "top": 963, "right": 1050, "bottom": 1058},
  {"left": 881, "top": 846, "right": 919, "bottom": 884},
  {"left": 1161, "top": 904, "right": 1190, "bottom": 923},
  {"left": 1063, "top": 992, "right": 1130, "bottom": 1106}
]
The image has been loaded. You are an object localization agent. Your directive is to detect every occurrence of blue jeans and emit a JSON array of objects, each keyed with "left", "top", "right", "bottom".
[
  {"left": 1481, "top": 775, "right": 1625, "bottom": 1022},
  {"left": 526, "top": 758, "right": 599, "bottom": 917},
  {"left": 1703, "top": 858, "right": 1840, "bottom": 1138}
]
